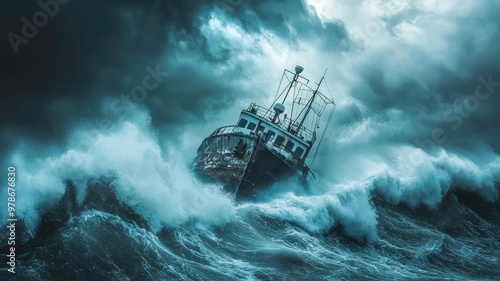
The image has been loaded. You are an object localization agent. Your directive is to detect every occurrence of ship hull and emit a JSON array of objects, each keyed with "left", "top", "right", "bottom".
[{"left": 192, "top": 132, "right": 310, "bottom": 200}]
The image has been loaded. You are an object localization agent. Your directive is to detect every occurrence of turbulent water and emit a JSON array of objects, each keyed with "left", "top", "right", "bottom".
[{"left": 1, "top": 116, "right": 499, "bottom": 281}]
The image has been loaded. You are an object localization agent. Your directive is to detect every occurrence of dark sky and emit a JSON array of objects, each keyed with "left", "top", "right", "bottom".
[{"left": 1, "top": 0, "right": 499, "bottom": 172}]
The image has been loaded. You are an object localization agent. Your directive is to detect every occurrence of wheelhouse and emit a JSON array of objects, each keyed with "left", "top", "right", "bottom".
[{"left": 235, "top": 104, "right": 311, "bottom": 161}]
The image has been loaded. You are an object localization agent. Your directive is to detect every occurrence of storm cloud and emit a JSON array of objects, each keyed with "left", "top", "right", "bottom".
[
  {"left": 1, "top": 1, "right": 209, "bottom": 134},
  {"left": 329, "top": 1, "right": 500, "bottom": 153},
  {"left": 0, "top": 0, "right": 351, "bottom": 153}
]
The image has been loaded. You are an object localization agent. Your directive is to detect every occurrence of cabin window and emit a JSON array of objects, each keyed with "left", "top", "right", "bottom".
[
  {"left": 247, "top": 122, "right": 256, "bottom": 130},
  {"left": 294, "top": 147, "right": 304, "bottom": 158},
  {"left": 284, "top": 140, "right": 294, "bottom": 152},
  {"left": 274, "top": 135, "right": 285, "bottom": 146},
  {"left": 257, "top": 125, "right": 265, "bottom": 132},
  {"left": 238, "top": 118, "right": 248, "bottom": 128},
  {"left": 265, "top": 130, "right": 275, "bottom": 142}
]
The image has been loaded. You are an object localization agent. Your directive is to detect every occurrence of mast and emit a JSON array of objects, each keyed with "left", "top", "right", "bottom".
[
  {"left": 281, "top": 65, "right": 304, "bottom": 104},
  {"left": 297, "top": 68, "right": 327, "bottom": 134}
]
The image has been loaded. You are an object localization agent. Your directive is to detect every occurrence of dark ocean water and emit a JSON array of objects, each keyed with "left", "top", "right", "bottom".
[{"left": 1, "top": 122, "right": 499, "bottom": 280}]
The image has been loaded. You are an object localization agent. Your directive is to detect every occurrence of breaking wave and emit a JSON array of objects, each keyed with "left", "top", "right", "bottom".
[{"left": 1, "top": 103, "right": 499, "bottom": 280}]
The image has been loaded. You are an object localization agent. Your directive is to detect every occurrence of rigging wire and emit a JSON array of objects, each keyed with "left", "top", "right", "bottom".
[
  {"left": 324, "top": 79, "right": 335, "bottom": 104},
  {"left": 310, "top": 78, "right": 336, "bottom": 166},
  {"left": 310, "top": 104, "right": 335, "bottom": 167},
  {"left": 267, "top": 70, "right": 288, "bottom": 116}
]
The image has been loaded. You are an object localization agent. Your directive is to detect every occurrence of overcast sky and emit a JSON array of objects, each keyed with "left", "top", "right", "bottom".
[{"left": 1, "top": 0, "right": 499, "bottom": 179}]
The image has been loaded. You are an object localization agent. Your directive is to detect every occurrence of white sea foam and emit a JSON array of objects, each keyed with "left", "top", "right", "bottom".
[
  {"left": 1, "top": 104, "right": 235, "bottom": 236},
  {"left": 248, "top": 180, "right": 378, "bottom": 242},
  {"left": 371, "top": 146, "right": 499, "bottom": 208},
  {"left": 248, "top": 144, "right": 499, "bottom": 242},
  {"left": 2, "top": 101, "right": 498, "bottom": 243}
]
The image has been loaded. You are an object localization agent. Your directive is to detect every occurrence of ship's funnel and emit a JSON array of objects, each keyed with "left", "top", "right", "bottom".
[
  {"left": 272, "top": 103, "right": 285, "bottom": 123},
  {"left": 295, "top": 65, "right": 304, "bottom": 74}
]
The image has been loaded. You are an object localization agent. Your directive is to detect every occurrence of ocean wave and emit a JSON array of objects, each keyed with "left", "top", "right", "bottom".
[
  {"left": 372, "top": 146, "right": 499, "bottom": 208},
  {"left": 1, "top": 111, "right": 235, "bottom": 237}
]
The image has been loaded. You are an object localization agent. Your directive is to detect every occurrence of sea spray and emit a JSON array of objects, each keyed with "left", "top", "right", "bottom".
[{"left": 1, "top": 108, "right": 235, "bottom": 236}]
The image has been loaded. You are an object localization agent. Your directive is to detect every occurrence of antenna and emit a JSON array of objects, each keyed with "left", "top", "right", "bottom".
[{"left": 267, "top": 66, "right": 308, "bottom": 117}]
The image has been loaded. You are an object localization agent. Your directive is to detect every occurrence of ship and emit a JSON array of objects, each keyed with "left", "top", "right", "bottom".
[{"left": 192, "top": 65, "right": 335, "bottom": 200}]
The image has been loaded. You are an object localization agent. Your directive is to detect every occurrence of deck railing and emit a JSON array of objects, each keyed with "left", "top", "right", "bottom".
[
  {"left": 246, "top": 103, "right": 316, "bottom": 144},
  {"left": 209, "top": 125, "right": 246, "bottom": 137}
]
